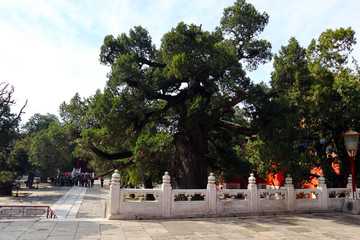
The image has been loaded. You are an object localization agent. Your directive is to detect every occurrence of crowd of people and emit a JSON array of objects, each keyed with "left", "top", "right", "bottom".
[{"left": 51, "top": 172, "right": 95, "bottom": 187}]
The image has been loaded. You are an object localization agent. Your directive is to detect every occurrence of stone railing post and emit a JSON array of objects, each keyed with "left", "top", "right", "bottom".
[
  {"left": 347, "top": 174, "right": 353, "bottom": 199},
  {"left": 207, "top": 173, "right": 217, "bottom": 214},
  {"left": 343, "top": 174, "right": 360, "bottom": 214},
  {"left": 247, "top": 173, "right": 258, "bottom": 213},
  {"left": 162, "top": 172, "right": 172, "bottom": 216},
  {"left": 108, "top": 170, "right": 120, "bottom": 219},
  {"left": 317, "top": 175, "right": 328, "bottom": 209},
  {"left": 284, "top": 174, "right": 295, "bottom": 212}
]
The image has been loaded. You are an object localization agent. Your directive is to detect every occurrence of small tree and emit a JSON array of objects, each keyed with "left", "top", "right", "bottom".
[
  {"left": 29, "top": 122, "right": 74, "bottom": 179},
  {"left": 0, "top": 83, "right": 26, "bottom": 195}
]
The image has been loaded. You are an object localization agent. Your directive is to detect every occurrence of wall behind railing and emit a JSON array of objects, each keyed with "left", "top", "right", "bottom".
[{"left": 107, "top": 170, "right": 356, "bottom": 220}]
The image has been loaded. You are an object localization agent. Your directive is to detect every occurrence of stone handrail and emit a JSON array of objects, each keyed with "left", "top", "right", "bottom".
[
  {"left": 107, "top": 171, "right": 354, "bottom": 219},
  {"left": 328, "top": 188, "right": 349, "bottom": 198},
  {"left": 121, "top": 189, "right": 163, "bottom": 202}
]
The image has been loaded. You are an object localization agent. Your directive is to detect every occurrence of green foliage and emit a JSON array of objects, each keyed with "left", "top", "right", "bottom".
[
  {"left": 0, "top": 171, "right": 15, "bottom": 196},
  {"left": 8, "top": 136, "right": 32, "bottom": 177},
  {"left": 271, "top": 37, "right": 310, "bottom": 93},
  {"left": 60, "top": 0, "right": 272, "bottom": 188},
  {"left": 0, "top": 171, "right": 15, "bottom": 185},
  {"left": 208, "top": 106, "right": 252, "bottom": 180},
  {"left": 29, "top": 122, "right": 74, "bottom": 177},
  {"left": 129, "top": 130, "right": 173, "bottom": 185},
  {"left": 23, "top": 113, "right": 59, "bottom": 135},
  {"left": 249, "top": 27, "right": 360, "bottom": 186},
  {"left": 221, "top": 0, "right": 272, "bottom": 70},
  {"left": 0, "top": 83, "right": 25, "bottom": 193},
  {"left": 307, "top": 27, "right": 356, "bottom": 70},
  {"left": 247, "top": 139, "right": 316, "bottom": 186}
]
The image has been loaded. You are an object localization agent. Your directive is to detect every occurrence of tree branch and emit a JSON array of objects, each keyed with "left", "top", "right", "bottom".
[
  {"left": 95, "top": 160, "right": 135, "bottom": 178},
  {"left": 224, "top": 91, "right": 246, "bottom": 109},
  {"left": 0, "top": 83, "right": 27, "bottom": 134},
  {"left": 149, "top": 92, "right": 180, "bottom": 101},
  {"left": 204, "top": 91, "right": 246, "bottom": 134},
  {"left": 134, "top": 91, "right": 187, "bottom": 132},
  {"left": 89, "top": 144, "right": 133, "bottom": 160},
  {"left": 0, "top": 83, "right": 14, "bottom": 118},
  {"left": 138, "top": 57, "right": 166, "bottom": 68},
  {"left": 216, "top": 119, "right": 256, "bottom": 136},
  {"left": 8, "top": 100, "right": 27, "bottom": 128}
]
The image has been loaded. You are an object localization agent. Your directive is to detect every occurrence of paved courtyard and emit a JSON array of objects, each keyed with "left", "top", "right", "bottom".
[{"left": 1, "top": 180, "right": 360, "bottom": 239}]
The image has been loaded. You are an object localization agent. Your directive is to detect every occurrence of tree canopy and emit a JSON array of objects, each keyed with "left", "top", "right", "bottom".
[
  {"left": 28, "top": 121, "right": 74, "bottom": 178},
  {"left": 61, "top": 0, "right": 272, "bottom": 188},
  {"left": 6, "top": 113, "right": 75, "bottom": 190},
  {"left": 23, "top": 113, "right": 59, "bottom": 135},
  {"left": 0, "top": 82, "right": 26, "bottom": 195},
  {"left": 59, "top": 2, "right": 360, "bottom": 189},
  {"left": 248, "top": 27, "right": 360, "bottom": 187},
  {"left": 1, "top": 1, "right": 357, "bottom": 192}
]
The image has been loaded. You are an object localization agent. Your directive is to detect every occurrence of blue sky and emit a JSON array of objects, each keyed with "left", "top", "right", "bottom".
[{"left": 1, "top": 0, "right": 359, "bottom": 123}]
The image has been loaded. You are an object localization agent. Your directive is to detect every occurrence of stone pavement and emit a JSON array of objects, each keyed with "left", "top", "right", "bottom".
[
  {"left": 51, "top": 186, "right": 87, "bottom": 219},
  {"left": 1, "top": 212, "right": 360, "bottom": 239},
  {"left": 1, "top": 180, "right": 360, "bottom": 239}
]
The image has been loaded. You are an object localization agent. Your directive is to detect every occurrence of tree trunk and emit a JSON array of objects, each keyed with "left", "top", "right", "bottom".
[
  {"left": 40, "top": 175, "right": 47, "bottom": 183},
  {"left": 170, "top": 131, "right": 208, "bottom": 189},
  {"left": 27, "top": 172, "right": 34, "bottom": 189},
  {"left": 0, "top": 183, "right": 12, "bottom": 196}
]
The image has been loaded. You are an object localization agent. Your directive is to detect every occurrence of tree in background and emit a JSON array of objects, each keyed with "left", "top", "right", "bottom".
[
  {"left": 28, "top": 121, "right": 74, "bottom": 180},
  {"left": 23, "top": 113, "right": 59, "bottom": 135},
  {"left": 248, "top": 27, "right": 360, "bottom": 187},
  {"left": 61, "top": 0, "right": 271, "bottom": 188},
  {"left": 24, "top": 113, "right": 62, "bottom": 184},
  {"left": 0, "top": 83, "right": 26, "bottom": 195},
  {"left": 7, "top": 136, "right": 33, "bottom": 185},
  {"left": 8, "top": 113, "right": 74, "bottom": 188}
]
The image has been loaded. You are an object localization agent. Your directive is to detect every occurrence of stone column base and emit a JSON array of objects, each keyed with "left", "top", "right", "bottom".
[{"left": 343, "top": 199, "right": 360, "bottom": 214}]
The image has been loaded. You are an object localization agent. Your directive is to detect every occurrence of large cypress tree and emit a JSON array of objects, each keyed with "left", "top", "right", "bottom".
[{"left": 63, "top": 0, "right": 272, "bottom": 188}]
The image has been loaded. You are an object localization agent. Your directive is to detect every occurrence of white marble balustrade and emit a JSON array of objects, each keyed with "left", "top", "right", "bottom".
[{"left": 107, "top": 171, "right": 356, "bottom": 219}]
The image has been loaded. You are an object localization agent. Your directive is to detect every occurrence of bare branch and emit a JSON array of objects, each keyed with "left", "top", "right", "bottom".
[
  {"left": 0, "top": 83, "right": 15, "bottom": 118},
  {"left": 0, "top": 82, "right": 27, "bottom": 133},
  {"left": 8, "top": 100, "right": 27, "bottom": 128}
]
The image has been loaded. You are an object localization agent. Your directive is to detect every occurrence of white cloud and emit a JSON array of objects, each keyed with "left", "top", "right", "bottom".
[
  {"left": 1, "top": 0, "right": 359, "bottom": 123},
  {"left": 247, "top": 0, "right": 360, "bottom": 83},
  {"left": 0, "top": 1, "right": 109, "bottom": 122}
]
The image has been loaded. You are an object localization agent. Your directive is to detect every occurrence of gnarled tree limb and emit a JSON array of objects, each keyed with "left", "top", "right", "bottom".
[
  {"left": 0, "top": 82, "right": 27, "bottom": 134},
  {"left": 89, "top": 143, "right": 133, "bottom": 160},
  {"left": 96, "top": 160, "right": 135, "bottom": 178},
  {"left": 217, "top": 119, "right": 256, "bottom": 136}
]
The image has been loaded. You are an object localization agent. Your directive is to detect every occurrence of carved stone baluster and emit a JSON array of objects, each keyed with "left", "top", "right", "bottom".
[
  {"left": 248, "top": 173, "right": 258, "bottom": 213},
  {"left": 187, "top": 194, "right": 192, "bottom": 201},
  {"left": 162, "top": 172, "right": 172, "bottom": 215},
  {"left": 285, "top": 174, "right": 293, "bottom": 187},
  {"left": 347, "top": 174, "right": 353, "bottom": 198},
  {"left": 317, "top": 174, "right": 328, "bottom": 209},
  {"left": 318, "top": 175, "right": 326, "bottom": 185},
  {"left": 108, "top": 170, "right": 120, "bottom": 219},
  {"left": 207, "top": 173, "right": 217, "bottom": 214}
]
